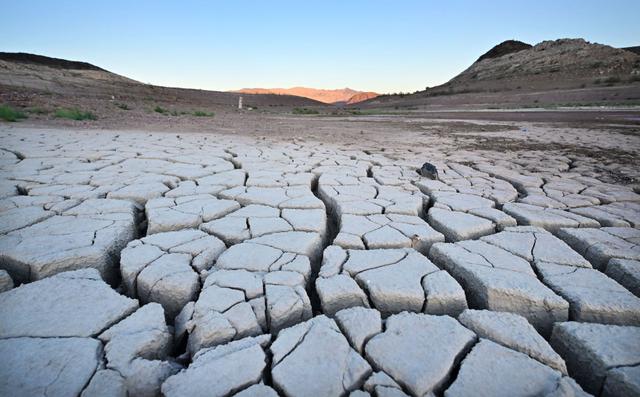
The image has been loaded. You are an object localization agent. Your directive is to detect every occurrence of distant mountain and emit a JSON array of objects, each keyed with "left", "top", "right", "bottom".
[
  {"left": 345, "top": 92, "right": 379, "bottom": 105},
  {"left": 236, "top": 87, "right": 378, "bottom": 104}
]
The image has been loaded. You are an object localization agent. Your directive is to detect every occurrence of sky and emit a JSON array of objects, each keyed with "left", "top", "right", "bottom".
[{"left": 2, "top": 1, "right": 639, "bottom": 94}]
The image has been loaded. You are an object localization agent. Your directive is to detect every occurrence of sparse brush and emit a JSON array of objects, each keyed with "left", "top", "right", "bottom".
[
  {"left": 154, "top": 106, "right": 183, "bottom": 116},
  {"left": 0, "top": 105, "right": 28, "bottom": 122},
  {"left": 193, "top": 110, "right": 214, "bottom": 117},
  {"left": 27, "top": 107, "right": 50, "bottom": 115},
  {"left": 115, "top": 103, "right": 130, "bottom": 110},
  {"left": 54, "top": 108, "right": 97, "bottom": 121},
  {"left": 292, "top": 107, "right": 319, "bottom": 115},
  {"left": 603, "top": 76, "right": 621, "bottom": 86}
]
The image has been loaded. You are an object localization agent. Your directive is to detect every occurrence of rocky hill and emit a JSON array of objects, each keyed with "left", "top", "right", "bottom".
[
  {"left": 443, "top": 38, "right": 640, "bottom": 92},
  {"left": 476, "top": 40, "right": 532, "bottom": 62},
  {"left": 0, "top": 52, "right": 139, "bottom": 92},
  {"left": 345, "top": 91, "right": 379, "bottom": 104},
  {"left": 236, "top": 87, "right": 378, "bottom": 104},
  {"left": 358, "top": 38, "right": 640, "bottom": 109}
]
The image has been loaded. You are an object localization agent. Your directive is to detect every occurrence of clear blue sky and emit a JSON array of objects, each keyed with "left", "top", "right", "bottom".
[{"left": 2, "top": 0, "right": 639, "bottom": 93}]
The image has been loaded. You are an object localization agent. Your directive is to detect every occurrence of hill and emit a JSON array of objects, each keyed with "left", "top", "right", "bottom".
[
  {"left": 236, "top": 87, "right": 378, "bottom": 104},
  {"left": 476, "top": 40, "right": 532, "bottom": 62},
  {"left": 0, "top": 52, "right": 107, "bottom": 71},
  {"left": 623, "top": 46, "right": 640, "bottom": 56},
  {"left": 443, "top": 38, "right": 639, "bottom": 91},
  {"left": 0, "top": 52, "right": 323, "bottom": 112},
  {"left": 345, "top": 92, "right": 379, "bottom": 105},
  {"left": 357, "top": 38, "right": 640, "bottom": 109}
]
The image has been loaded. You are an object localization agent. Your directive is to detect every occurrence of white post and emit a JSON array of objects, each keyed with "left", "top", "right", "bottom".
[{"left": 238, "top": 96, "right": 243, "bottom": 110}]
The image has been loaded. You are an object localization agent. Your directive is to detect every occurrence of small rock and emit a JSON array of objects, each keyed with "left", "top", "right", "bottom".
[{"left": 0, "top": 269, "right": 14, "bottom": 293}]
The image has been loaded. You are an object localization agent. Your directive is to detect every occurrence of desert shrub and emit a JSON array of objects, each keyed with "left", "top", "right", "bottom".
[
  {"left": 193, "top": 110, "right": 214, "bottom": 117},
  {"left": 54, "top": 108, "right": 97, "bottom": 120},
  {"left": 27, "top": 107, "right": 49, "bottom": 114},
  {"left": 0, "top": 105, "right": 28, "bottom": 122},
  {"left": 292, "top": 107, "right": 319, "bottom": 115},
  {"left": 603, "top": 76, "right": 621, "bottom": 86},
  {"left": 115, "top": 103, "right": 130, "bottom": 110},
  {"left": 154, "top": 106, "right": 194, "bottom": 116}
]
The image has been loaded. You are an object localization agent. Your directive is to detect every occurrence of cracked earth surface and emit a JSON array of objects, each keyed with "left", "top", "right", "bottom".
[{"left": 0, "top": 125, "right": 639, "bottom": 397}]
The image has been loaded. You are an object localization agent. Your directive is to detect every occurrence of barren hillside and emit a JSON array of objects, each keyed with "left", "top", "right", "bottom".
[
  {"left": 446, "top": 38, "right": 639, "bottom": 91},
  {"left": 359, "top": 39, "right": 640, "bottom": 109},
  {"left": 0, "top": 52, "right": 323, "bottom": 115}
]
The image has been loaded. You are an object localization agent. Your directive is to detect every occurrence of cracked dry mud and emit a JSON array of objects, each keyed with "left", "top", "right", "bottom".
[{"left": 0, "top": 126, "right": 639, "bottom": 397}]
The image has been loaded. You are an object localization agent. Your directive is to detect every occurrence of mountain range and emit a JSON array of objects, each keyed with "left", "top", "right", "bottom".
[{"left": 235, "top": 87, "right": 378, "bottom": 104}]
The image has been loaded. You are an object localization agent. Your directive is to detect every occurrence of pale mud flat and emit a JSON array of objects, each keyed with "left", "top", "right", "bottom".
[{"left": 0, "top": 118, "right": 639, "bottom": 397}]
